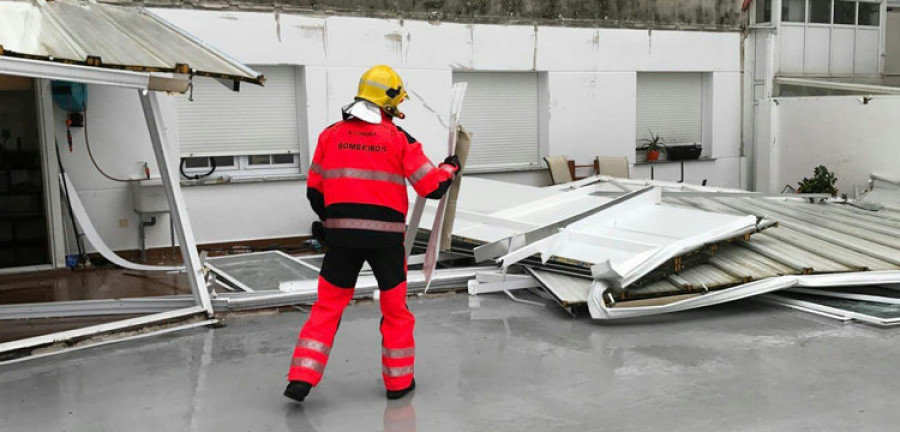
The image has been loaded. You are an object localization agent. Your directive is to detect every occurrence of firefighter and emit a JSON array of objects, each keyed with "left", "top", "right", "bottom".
[{"left": 284, "top": 65, "right": 459, "bottom": 402}]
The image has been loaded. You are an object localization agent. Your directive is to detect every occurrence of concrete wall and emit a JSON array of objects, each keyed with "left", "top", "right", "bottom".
[
  {"left": 768, "top": 95, "right": 900, "bottom": 195},
  {"left": 52, "top": 11, "right": 744, "bottom": 255},
  {"left": 113, "top": 0, "right": 742, "bottom": 30}
]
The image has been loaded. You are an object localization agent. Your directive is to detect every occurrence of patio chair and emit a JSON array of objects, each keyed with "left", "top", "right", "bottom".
[
  {"left": 594, "top": 156, "right": 630, "bottom": 179},
  {"left": 543, "top": 156, "right": 574, "bottom": 185}
]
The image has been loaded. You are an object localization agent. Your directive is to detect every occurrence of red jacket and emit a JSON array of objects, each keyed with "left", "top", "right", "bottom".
[{"left": 307, "top": 112, "right": 456, "bottom": 248}]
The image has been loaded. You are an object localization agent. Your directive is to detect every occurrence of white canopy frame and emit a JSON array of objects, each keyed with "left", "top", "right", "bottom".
[{"left": 0, "top": 17, "right": 258, "bottom": 359}]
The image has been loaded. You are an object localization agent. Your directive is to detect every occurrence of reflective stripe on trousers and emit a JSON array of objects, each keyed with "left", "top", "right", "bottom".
[
  {"left": 298, "top": 338, "right": 332, "bottom": 356},
  {"left": 291, "top": 357, "right": 327, "bottom": 374},
  {"left": 382, "top": 365, "right": 415, "bottom": 378},
  {"left": 382, "top": 347, "right": 415, "bottom": 359}
]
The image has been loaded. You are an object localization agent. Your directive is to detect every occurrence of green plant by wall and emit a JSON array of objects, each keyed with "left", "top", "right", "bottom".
[{"left": 797, "top": 165, "right": 838, "bottom": 196}]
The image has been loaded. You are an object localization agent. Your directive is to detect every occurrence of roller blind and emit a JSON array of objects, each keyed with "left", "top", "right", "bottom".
[
  {"left": 453, "top": 72, "right": 540, "bottom": 170},
  {"left": 177, "top": 66, "right": 301, "bottom": 157},
  {"left": 636, "top": 72, "right": 702, "bottom": 145}
]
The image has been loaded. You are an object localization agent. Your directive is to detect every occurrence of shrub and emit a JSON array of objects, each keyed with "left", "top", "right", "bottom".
[{"left": 797, "top": 165, "right": 838, "bottom": 196}]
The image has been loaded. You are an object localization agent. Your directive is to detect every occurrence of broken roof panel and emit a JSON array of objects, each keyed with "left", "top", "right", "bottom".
[
  {"left": 554, "top": 176, "right": 900, "bottom": 319},
  {"left": 0, "top": 0, "right": 263, "bottom": 87},
  {"left": 414, "top": 177, "right": 763, "bottom": 289},
  {"left": 443, "top": 176, "right": 900, "bottom": 321}
]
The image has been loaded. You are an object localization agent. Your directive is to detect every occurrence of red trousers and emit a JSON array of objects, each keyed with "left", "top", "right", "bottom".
[{"left": 288, "top": 245, "right": 415, "bottom": 390}]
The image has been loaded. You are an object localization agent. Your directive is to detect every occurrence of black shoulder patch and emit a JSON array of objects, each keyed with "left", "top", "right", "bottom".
[{"left": 394, "top": 125, "right": 417, "bottom": 144}]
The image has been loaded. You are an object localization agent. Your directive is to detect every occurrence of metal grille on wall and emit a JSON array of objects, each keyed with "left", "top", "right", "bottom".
[{"left": 177, "top": 66, "right": 301, "bottom": 157}]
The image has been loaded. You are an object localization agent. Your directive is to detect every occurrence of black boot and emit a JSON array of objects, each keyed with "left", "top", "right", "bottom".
[
  {"left": 284, "top": 381, "right": 313, "bottom": 402},
  {"left": 386, "top": 378, "right": 416, "bottom": 400}
]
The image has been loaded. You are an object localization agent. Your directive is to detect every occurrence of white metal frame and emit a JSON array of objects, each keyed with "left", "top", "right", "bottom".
[
  {"left": 140, "top": 90, "right": 213, "bottom": 315},
  {"left": 0, "top": 56, "right": 189, "bottom": 92},
  {"left": 761, "top": 292, "right": 900, "bottom": 326},
  {"left": 776, "top": 0, "right": 886, "bottom": 77},
  {"left": 588, "top": 269, "right": 900, "bottom": 320},
  {"left": 0, "top": 306, "right": 206, "bottom": 356}
]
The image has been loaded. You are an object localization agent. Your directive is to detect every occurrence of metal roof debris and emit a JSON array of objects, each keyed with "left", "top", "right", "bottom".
[
  {"left": 418, "top": 175, "right": 900, "bottom": 324},
  {"left": 0, "top": 0, "right": 263, "bottom": 89}
]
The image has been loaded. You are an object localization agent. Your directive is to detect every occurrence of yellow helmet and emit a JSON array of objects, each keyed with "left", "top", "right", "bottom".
[{"left": 356, "top": 65, "right": 408, "bottom": 119}]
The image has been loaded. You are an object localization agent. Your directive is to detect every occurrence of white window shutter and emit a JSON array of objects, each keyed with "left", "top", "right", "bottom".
[
  {"left": 636, "top": 73, "right": 703, "bottom": 145},
  {"left": 453, "top": 72, "right": 540, "bottom": 170},
  {"left": 177, "top": 66, "right": 301, "bottom": 157}
]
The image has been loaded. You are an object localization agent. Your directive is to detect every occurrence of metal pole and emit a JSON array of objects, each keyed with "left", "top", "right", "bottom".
[{"left": 139, "top": 90, "right": 213, "bottom": 315}]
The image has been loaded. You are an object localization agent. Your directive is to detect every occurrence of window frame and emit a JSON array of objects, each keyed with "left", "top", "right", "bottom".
[
  {"left": 809, "top": 0, "right": 834, "bottom": 24},
  {"left": 782, "top": 0, "right": 809, "bottom": 23},
  {"left": 176, "top": 65, "right": 308, "bottom": 180},
  {"left": 634, "top": 72, "right": 709, "bottom": 162},
  {"left": 180, "top": 154, "right": 301, "bottom": 179},
  {"left": 833, "top": 0, "right": 858, "bottom": 26},
  {"left": 755, "top": 0, "right": 774, "bottom": 24},
  {"left": 451, "top": 71, "right": 548, "bottom": 174},
  {"left": 857, "top": 1, "right": 881, "bottom": 26}
]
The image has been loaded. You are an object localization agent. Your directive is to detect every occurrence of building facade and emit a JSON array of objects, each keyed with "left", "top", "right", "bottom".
[{"left": 4, "top": 0, "right": 756, "bottom": 271}]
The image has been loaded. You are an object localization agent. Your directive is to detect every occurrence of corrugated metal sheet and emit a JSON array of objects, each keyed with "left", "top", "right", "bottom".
[
  {"left": 527, "top": 268, "right": 592, "bottom": 307},
  {"left": 511, "top": 176, "right": 900, "bottom": 314},
  {"left": 0, "top": 0, "right": 262, "bottom": 85}
]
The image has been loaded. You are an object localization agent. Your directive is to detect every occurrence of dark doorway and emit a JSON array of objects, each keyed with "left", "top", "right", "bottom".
[{"left": 0, "top": 75, "right": 49, "bottom": 269}]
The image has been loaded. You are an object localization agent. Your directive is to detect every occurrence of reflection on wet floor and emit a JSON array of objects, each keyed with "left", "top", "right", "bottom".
[
  {"left": 0, "top": 314, "right": 145, "bottom": 343},
  {"left": 0, "top": 267, "right": 192, "bottom": 343},
  {"left": 0, "top": 268, "right": 191, "bottom": 305},
  {"left": 3, "top": 295, "right": 899, "bottom": 431},
  {"left": 0, "top": 250, "right": 319, "bottom": 345}
]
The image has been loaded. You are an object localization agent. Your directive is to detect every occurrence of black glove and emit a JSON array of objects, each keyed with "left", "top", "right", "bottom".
[
  {"left": 442, "top": 155, "right": 461, "bottom": 170},
  {"left": 311, "top": 221, "right": 326, "bottom": 243}
]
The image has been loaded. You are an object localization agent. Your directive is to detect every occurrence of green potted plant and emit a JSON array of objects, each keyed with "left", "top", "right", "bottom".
[
  {"left": 797, "top": 165, "right": 838, "bottom": 197},
  {"left": 638, "top": 130, "right": 667, "bottom": 162}
]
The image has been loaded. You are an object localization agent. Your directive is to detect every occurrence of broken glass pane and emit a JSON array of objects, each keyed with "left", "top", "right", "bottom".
[
  {"left": 207, "top": 251, "right": 319, "bottom": 291},
  {"left": 783, "top": 292, "right": 900, "bottom": 319}
]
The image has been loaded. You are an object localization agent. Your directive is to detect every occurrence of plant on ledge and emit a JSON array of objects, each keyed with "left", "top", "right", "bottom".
[
  {"left": 797, "top": 165, "right": 838, "bottom": 197},
  {"left": 638, "top": 129, "right": 667, "bottom": 162}
]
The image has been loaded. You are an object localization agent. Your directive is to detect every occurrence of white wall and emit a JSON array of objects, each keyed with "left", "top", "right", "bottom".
[
  {"left": 768, "top": 95, "right": 900, "bottom": 194},
  {"left": 51, "top": 10, "right": 744, "bottom": 255}
]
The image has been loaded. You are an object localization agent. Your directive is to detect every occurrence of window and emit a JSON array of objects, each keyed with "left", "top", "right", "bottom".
[
  {"left": 859, "top": 2, "right": 880, "bottom": 26},
  {"left": 183, "top": 156, "right": 236, "bottom": 170},
  {"left": 810, "top": 0, "right": 832, "bottom": 23},
  {"left": 782, "top": 0, "right": 807, "bottom": 22},
  {"left": 756, "top": 0, "right": 773, "bottom": 23},
  {"left": 453, "top": 72, "right": 542, "bottom": 171},
  {"left": 834, "top": 0, "right": 857, "bottom": 24},
  {"left": 177, "top": 66, "right": 304, "bottom": 177},
  {"left": 636, "top": 73, "right": 703, "bottom": 151},
  {"left": 181, "top": 154, "right": 300, "bottom": 178}
]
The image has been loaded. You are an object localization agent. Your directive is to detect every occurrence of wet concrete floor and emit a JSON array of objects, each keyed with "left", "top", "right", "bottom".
[
  {"left": 1, "top": 293, "right": 899, "bottom": 431},
  {"left": 0, "top": 268, "right": 189, "bottom": 305}
]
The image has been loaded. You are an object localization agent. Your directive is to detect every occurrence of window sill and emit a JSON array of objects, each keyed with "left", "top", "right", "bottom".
[
  {"left": 180, "top": 173, "right": 306, "bottom": 187},
  {"left": 465, "top": 164, "right": 546, "bottom": 175},
  {"left": 633, "top": 157, "right": 717, "bottom": 166}
]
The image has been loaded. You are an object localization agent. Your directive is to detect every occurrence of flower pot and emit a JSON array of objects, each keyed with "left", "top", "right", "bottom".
[{"left": 646, "top": 150, "right": 660, "bottom": 161}]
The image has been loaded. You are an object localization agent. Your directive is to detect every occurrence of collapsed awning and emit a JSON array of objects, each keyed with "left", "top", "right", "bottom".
[
  {"left": 0, "top": 0, "right": 263, "bottom": 92},
  {"left": 775, "top": 76, "right": 900, "bottom": 96}
]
